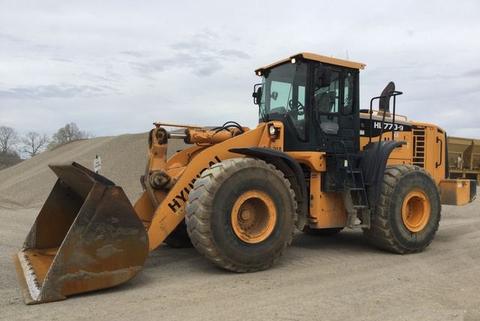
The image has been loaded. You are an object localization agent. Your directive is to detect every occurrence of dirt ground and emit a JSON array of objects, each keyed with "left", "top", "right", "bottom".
[
  {"left": 0, "top": 134, "right": 479, "bottom": 320},
  {"left": 1, "top": 200, "right": 479, "bottom": 321}
]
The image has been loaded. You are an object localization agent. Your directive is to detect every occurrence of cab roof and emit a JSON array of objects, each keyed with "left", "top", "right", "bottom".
[{"left": 255, "top": 52, "right": 366, "bottom": 74}]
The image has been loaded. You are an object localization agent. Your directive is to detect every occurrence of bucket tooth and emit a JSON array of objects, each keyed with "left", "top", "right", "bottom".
[{"left": 14, "top": 162, "right": 149, "bottom": 304}]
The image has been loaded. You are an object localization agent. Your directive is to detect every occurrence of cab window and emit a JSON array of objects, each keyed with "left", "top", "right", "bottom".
[
  {"left": 314, "top": 69, "right": 340, "bottom": 114},
  {"left": 259, "top": 62, "right": 307, "bottom": 140},
  {"left": 313, "top": 66, "right": 355, "bottom": 134},
  {"left": 343, "top": 72, "right": 354, "bottom": 115}
]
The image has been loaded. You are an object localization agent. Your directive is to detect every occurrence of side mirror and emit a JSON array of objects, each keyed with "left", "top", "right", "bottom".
[{"left": 252, "top": 84, "right": 263, "bottom": 105}]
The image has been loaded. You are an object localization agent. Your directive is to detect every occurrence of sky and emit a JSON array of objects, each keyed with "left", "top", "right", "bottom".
[{"left": 1, "top": 0, "right": 480, "bottom": 138}]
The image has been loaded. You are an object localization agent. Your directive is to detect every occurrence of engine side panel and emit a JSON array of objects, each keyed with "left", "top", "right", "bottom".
[{"left": 359, "top": 113, "right": 446, "bottom": 184}]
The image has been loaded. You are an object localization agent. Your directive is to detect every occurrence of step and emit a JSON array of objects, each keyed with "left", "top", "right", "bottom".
[
  {"left": 347, "top": 169, "right": 362, "bottom": 174},
  {"left": 353, "top": 205, "right": 368, "bottom": 209},
  {"left": 349, "top": 186, "right": 366, "bottom": 190}
]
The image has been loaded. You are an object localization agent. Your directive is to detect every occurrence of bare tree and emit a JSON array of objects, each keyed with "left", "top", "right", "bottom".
[
  {"left": 49, "top": 122, "right": 88, "bottom": 149},
  {"left": 22, "top": 132, "right": 49, "bottom": 157},
  {"left": 0, "top": 126, "right": 18, "bottom": 153}
]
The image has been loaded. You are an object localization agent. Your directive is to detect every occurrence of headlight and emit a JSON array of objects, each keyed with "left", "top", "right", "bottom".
[
  {"left": 269, "top": 125, "right": 276, "bottom": 136},
  {"left": 268, "top": 124, "right": 279, "bottom": 139}
]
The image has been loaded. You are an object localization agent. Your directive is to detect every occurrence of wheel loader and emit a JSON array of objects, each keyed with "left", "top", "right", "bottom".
[{"left": 14, "top": 52, "right": 477, "bottom": 304}]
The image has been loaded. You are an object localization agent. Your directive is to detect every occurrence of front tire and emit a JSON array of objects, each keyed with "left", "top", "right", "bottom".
[
  {"left": 185, "top": 158, "right": 297, "bottom": 272},
  {"left": 364, "top": 165, "right": 441, "bottom": 254}
]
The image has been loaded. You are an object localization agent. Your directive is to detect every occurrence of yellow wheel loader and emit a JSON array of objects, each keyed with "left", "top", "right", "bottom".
[{"left": 14, "top": 52, "right": 477, "bottom": 304}]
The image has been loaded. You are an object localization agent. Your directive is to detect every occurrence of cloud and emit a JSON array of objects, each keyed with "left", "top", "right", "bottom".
[
  {"left": 218, "top": 49, "right": 250, "bottom": 59},
  {"left": 131, "top": 53, "right": 222, "bottom": 77},
  {"left": 0, "top": 32, "right": 24, "bottom": 44},
  {"left": 463, "top": 69, "right": 480, "bottom": 78},
  {"left": 0, "top": 84, "right": 111, "bottom": 99},
  {"left": 131, "top": 31, "right": 250, "bottom": 78},
  {"left": 119, "top": 50, "right": 146, "bottom": 58},
  {"left": 0, "top": 1, "right": 479, "bottom": 138}
]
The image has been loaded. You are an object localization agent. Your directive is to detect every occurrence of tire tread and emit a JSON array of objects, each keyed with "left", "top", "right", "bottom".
[
  {"left": 364, "top": 164, "right": 441, "bottom": 254},
  {"left": 185, "top": 158, "right": 297, "bottom": 272}
]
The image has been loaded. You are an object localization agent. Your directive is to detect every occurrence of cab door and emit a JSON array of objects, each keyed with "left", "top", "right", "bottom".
[{"left": 310, "top": 64, "right": 360, "bottom": 191}]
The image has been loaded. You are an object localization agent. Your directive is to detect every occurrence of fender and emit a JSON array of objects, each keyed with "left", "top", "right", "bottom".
[
  {"left": 360, "top": 140, "right": 405, "bottom": 198},
  {"left": 229, "top": 147, "right": 308, "bottom": 229}
]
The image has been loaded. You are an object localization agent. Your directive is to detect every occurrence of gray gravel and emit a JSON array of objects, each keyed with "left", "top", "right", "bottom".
[
  {"left": 0, "top": 134, "right": 479, "bottom": 321},
  {"left": 0, "top": 133, "right": 186, "bottom": 208}
]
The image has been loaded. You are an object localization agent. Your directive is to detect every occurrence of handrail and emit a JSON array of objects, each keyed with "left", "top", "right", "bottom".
[
  {"left": 368, "top": 91, "right": 403, "bottom": 144},
  {"left": 436, "top": 137, "right": 443, "bottom": 168}
]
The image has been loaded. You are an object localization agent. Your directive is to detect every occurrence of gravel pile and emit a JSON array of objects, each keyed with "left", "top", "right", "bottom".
[{"left": 0, "top": 132, "right": 187, "bottom": 209}]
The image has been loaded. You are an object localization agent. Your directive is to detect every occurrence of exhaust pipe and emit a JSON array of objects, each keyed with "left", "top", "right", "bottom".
[{"left": 14, "top": 162, "right": 148, "bottom": 304}]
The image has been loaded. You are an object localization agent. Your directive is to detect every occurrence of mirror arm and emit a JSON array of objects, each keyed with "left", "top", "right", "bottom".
[{"left": 252, "top": 83, "right": 262, "bottom": 105}]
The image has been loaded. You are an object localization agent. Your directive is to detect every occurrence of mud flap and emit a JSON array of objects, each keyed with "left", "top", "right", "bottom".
[{"left": 14, "top": 162, "right": 149, "bottom": 304}]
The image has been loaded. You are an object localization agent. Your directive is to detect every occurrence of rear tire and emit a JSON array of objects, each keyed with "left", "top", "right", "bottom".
[
  {"left": 364, "top": 165, "right": 441, "bottom": 254},
  {"left": 185, "top": 158, "right": 297, "bottom": 272}
]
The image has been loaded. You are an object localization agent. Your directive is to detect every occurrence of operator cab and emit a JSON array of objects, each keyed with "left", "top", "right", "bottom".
[{"left": 253, "top": 52, "right": 365, "bottom": 154}]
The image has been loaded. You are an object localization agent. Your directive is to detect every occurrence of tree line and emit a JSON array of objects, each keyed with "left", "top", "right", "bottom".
[{"left": 0, "top": 122, "right": 89, "bottom": 170}]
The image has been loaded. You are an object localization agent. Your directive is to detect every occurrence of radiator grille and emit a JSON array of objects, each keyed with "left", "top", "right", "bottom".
[{"left": 413, "top": 127, "right": 425, "bottom": 167}]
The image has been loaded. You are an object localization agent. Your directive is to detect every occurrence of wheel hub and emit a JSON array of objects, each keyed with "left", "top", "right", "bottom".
[
  {"left": 401, "top": 189, "right": 431, "bottom": 233},
  {"left": 239, "top": 209, "right": 252, "bottom": 221},
  {"left": 231, "top": 190, "right": 277, "bottom": 244}
]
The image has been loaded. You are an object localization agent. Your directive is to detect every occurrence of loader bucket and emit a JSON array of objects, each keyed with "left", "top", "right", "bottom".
[{"left": 13, "top": 162, "right": 149, "bottom": 304}]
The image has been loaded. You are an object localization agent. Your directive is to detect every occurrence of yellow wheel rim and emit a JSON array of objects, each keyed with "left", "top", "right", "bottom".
[
  {"left": 401, "top": 189, "right": 431, "bottom": 232},
  {"left": 231, "top": 190, "right": 277, "bottom": 244}
]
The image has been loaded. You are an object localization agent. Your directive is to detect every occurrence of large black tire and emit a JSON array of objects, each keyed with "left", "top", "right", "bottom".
[
  {"left": 164, "top": 220, "right": 193, "bottom": 248},
  {"left": 364, "top": 165, "right": 441, "bottom": 254},
  {"left": 185, "top": 158, "right": 297, "bottom": 272},
  {"left": 303, "top": 226, "right": 343, "bottom": 236}
]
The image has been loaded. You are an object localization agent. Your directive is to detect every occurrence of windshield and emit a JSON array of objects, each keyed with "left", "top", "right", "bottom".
[{"left": 259, "top": 62, "right": 307, "bottom": 139}]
